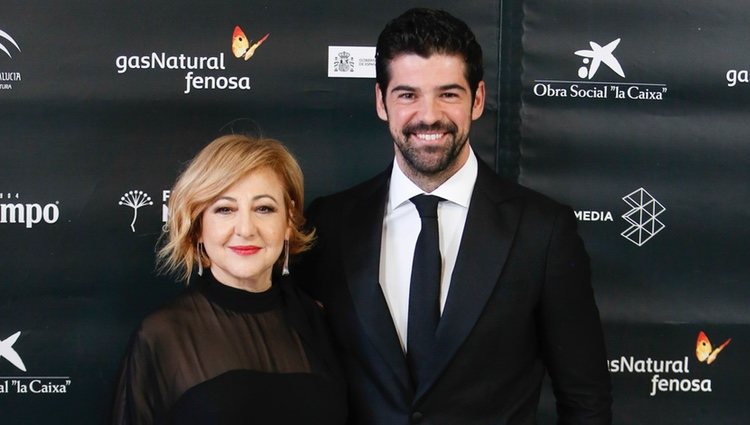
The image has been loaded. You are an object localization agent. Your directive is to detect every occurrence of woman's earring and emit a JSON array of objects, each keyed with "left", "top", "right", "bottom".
[
  {"left": 197, "top": 242, "right": 204, "bottom": 276},
  {"left": 282, "top": 239, "right": 290, "bottom": 276}
]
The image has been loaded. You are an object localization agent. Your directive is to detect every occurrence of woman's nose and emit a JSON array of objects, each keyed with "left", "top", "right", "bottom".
[{"left": 234, "top": 209, "right": 256, "bottom": 237}]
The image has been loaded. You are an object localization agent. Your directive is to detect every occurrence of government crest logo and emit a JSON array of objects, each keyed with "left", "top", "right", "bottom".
[{"left": 333, "top": 51, "right": 354, "bottom": 73}]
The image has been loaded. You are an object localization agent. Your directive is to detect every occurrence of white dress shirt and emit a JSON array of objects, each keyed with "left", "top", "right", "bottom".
[{"left": 379, "top": 148, "right": 478, "bottom": 352}]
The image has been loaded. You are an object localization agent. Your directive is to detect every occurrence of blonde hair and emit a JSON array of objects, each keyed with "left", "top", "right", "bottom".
[{"left": 157, "top": 134, "right": 314, "bottom": 282}]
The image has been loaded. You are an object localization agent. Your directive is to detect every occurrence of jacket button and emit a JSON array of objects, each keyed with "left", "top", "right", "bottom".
[{"left": 410, "top": 411, "right": 424, "bottom": 423}]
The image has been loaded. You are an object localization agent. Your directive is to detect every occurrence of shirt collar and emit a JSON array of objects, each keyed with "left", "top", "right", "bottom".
[{"left": 388, "top": 147, "right": 478, "bottom": 212}]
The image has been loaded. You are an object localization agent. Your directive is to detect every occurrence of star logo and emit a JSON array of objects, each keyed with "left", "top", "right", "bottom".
[
  {"left": 575, "top": 38, "right": 625, "bottom": 79},
  {"left": 0, "top": 331, "right": 26, "bottom": 372}
]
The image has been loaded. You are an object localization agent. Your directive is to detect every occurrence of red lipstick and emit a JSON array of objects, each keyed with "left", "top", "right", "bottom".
[{"left": 229, "top": 246, "right": 261, "bottom": 255}]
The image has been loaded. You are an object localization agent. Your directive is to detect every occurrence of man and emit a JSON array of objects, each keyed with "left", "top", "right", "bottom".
[{"left": 301, "top": 8, "right": 612, "bottom": 424}]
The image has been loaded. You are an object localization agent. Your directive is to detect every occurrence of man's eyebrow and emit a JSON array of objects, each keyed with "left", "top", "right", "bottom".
[
  {"left": 438, "top": 84, "right": 468, "bottom": 92},
  {"left": 390, "top": 84, "right": 417, "bottom": 93},
  {"left": 389, "top": 84, "right": 468, "bottom": 93}
]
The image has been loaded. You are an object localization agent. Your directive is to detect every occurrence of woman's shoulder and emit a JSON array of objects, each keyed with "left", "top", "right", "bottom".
[
  {"left": 277, "top": 276, "right": 330, "bottom": 330},
  {"left": 134, "top": 287, "right": 206, "bottom": 342}
]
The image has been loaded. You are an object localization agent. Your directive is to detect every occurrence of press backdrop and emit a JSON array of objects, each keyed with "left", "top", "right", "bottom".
[{"left": 0, "top": 1, "right": 747, "bottom": 424}]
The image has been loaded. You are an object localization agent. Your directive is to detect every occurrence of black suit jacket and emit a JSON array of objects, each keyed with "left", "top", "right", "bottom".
[{"left": 299, "top": 158, "right": 612, "bottom": 425}]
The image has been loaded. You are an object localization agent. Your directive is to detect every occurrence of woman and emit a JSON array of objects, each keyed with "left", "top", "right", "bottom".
[{"left": 112, "top": 135, "right": 346, "bottom": 424}]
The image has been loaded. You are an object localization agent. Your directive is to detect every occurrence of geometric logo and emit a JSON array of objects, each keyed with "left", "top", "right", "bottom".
[
  {"left": 0, "top": 331, "right": 26, "bottom": 372},
  {"left": 621, "top": 188, "right": 666, "bottom": 246},
  {"left": 118, "top": 190, "right": 154, "bottom": 232}
]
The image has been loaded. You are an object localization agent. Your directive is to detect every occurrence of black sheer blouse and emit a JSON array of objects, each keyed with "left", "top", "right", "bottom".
[{"left": 112, "top": 271, "right": 346, "bottom": 425}]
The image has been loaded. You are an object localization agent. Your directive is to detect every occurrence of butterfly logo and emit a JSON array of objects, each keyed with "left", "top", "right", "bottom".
[
  {"left": 695, "top": 331, "right": 731, "bottom": 365},
  {"left": 231, "top": 26, "right": 269, "bottom": 61}
]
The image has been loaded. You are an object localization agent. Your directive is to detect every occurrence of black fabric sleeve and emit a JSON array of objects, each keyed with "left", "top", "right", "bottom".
[{"left": 539, "top": 207, "right": 613, "bottom": 425}]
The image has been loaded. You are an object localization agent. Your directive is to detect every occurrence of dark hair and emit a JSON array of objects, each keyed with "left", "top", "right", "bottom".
[{"left": 375, "top": 8, "right": 484, "bottom": 97}]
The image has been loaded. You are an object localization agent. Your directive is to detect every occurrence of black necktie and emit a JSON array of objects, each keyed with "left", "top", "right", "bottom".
[{"left": 407, "top": 194, "right": 443, "bottom": 388}]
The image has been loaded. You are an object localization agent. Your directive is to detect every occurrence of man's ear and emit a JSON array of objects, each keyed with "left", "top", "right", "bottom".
[
  {"left": 375, "top": 83, "right": 388, "bottom": 121},
  {"left": 471, "top": 81, "right": 486, "bottom": 120}
]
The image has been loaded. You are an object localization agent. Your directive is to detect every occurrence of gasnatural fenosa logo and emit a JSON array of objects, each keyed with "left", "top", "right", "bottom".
[
  {"left": 114, "top": 24, "right": 269, "bottom": 94},
  {"left": 609, "top": 331, "right": 733, "bottom": 397}
]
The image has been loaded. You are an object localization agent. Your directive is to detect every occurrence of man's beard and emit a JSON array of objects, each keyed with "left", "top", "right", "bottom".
[{"left": 395, "top": 120, "right": 467, "bottom": 175}]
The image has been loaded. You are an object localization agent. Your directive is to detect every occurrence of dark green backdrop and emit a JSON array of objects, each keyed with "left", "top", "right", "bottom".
[{"left": 0, "top": 1, "right": 747, "bottom": 423}]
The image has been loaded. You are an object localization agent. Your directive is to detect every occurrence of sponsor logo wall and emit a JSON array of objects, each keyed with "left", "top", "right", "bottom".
[
  {"left": 521, "top": 0, "right": 749, "bottom": 423},
  {"left": 1, "top": 0, "right": 747, "bottom": 423},
  {"left": 0, "top": 2, "right": 499, "bottom": 423}
]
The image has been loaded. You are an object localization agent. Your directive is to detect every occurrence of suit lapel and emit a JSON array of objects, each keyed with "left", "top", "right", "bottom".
[
  {"left": 342, "top": 170, "right": 413, "bottom": 393},
  {"left": 415, "top": 162, "right": 521, "bottom": 400}
]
